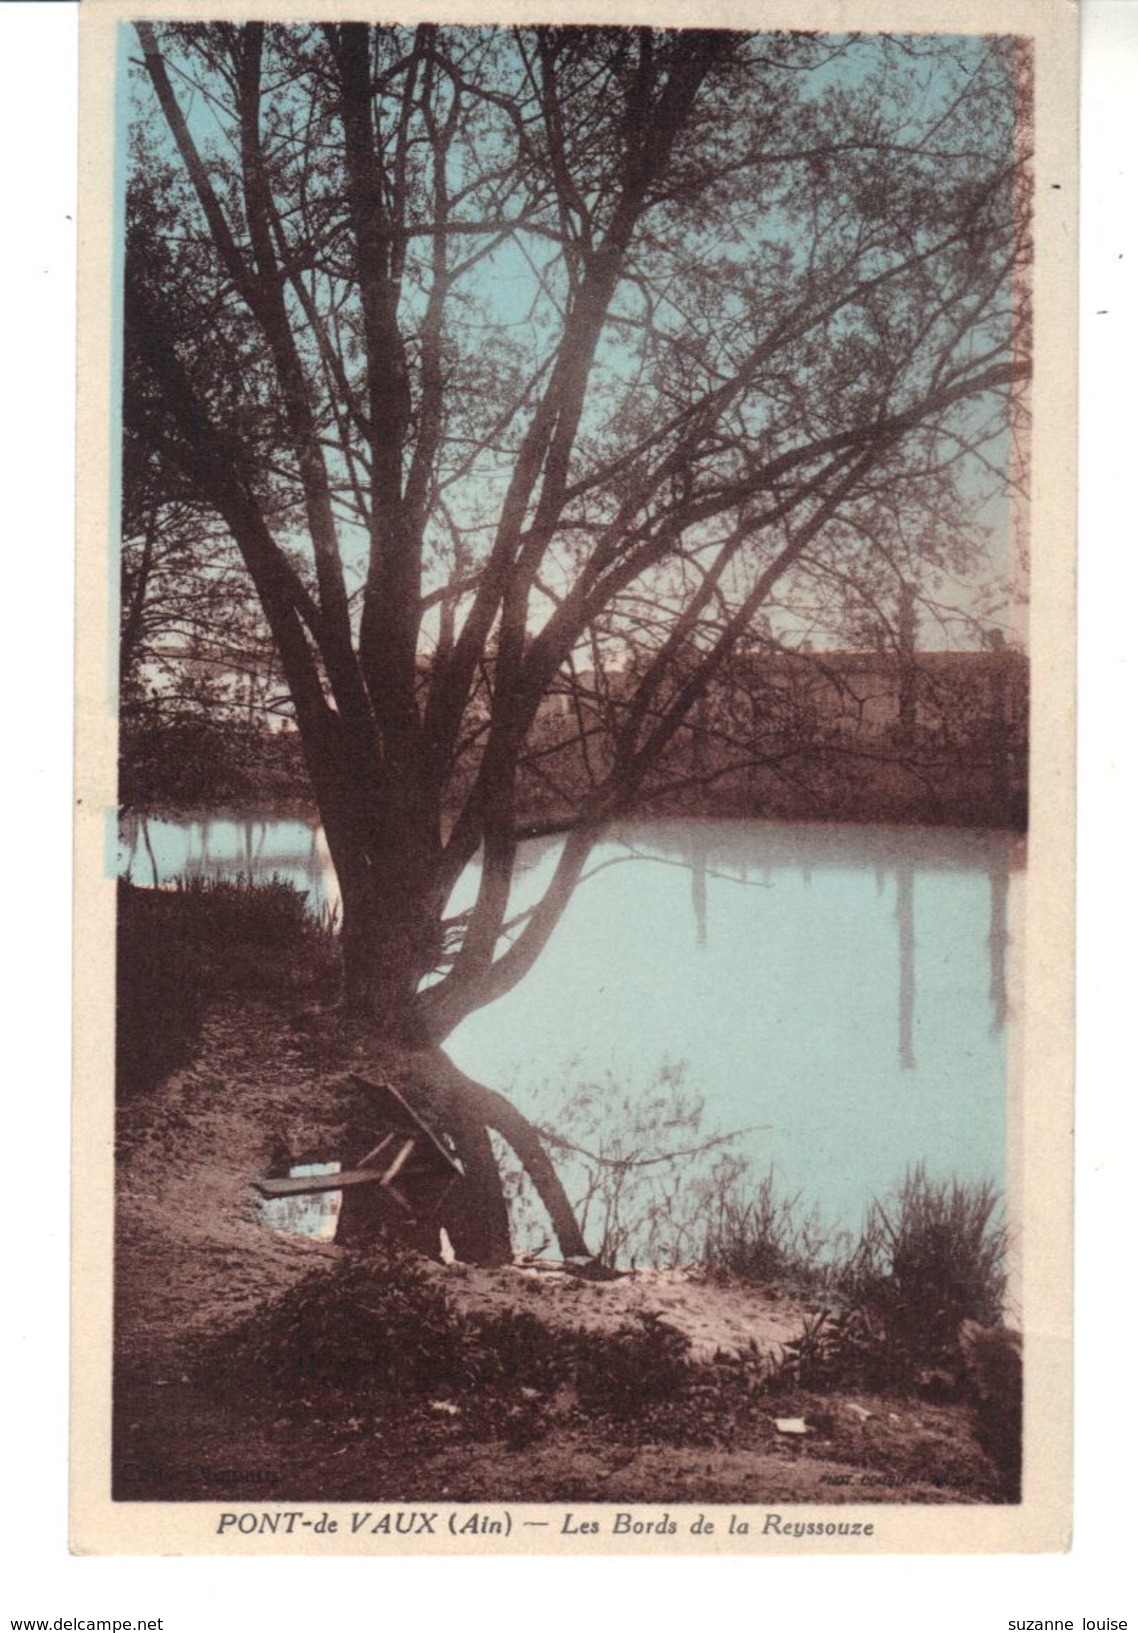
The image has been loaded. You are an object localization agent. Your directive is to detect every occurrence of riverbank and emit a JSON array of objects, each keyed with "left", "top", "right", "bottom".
[
  {"left": 113, "top": 889, "right": 1020, "bottom": 1507},
  {"left": 114, "top": 998, "right": 1009, "bottom": 1505}
]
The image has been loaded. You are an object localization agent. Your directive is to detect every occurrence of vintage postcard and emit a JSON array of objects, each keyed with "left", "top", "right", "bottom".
[{"left": 72, "top": 0, "right": 1077, "bottom": 1555}]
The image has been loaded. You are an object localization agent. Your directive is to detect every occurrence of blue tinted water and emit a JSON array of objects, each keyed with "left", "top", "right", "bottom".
[{"left": 118, "top": 814, "right": 1018, "bottom": 1235}]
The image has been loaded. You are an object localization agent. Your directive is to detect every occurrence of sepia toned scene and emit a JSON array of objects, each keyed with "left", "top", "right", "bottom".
[{"left": 108, "top": 15, "right": 1034, "bottom": 1517}]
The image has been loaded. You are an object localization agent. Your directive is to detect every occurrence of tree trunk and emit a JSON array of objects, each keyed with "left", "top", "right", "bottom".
[
  {"left": 332, "top": 827, "right": 442, "bottom": 1045},
  {"left": 328, "top": 819, "right": 594, "bottom": 1264},
  {"left": 340, "top": 904, "right": 430, "bottom": 1045}
]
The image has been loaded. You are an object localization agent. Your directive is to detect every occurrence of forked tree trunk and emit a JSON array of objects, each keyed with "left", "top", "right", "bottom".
[
  {"left": 337, "top": 1080, "right": 514, "bottom": 1264},
  {"left": 439, "top": 1107, "right": 514, "bottom": 1265},
  {"left": 305, "top": 711, "right": 597, "bottom": 1262}
]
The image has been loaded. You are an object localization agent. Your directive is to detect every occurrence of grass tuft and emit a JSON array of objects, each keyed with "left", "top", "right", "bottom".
[
  {"left": 701, "top": 1165, "right": 834, "bottom": 1290},
  {"left": 741, "top": 1165, "right": 1011, "bottom": 1398}
]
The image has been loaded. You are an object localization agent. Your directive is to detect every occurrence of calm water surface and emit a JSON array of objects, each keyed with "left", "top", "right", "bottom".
[{"left": 119, "top": 813, "right": 1020, "bottom": 1233}]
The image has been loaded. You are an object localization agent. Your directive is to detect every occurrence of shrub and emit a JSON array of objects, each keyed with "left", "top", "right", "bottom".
[
  {"left": 844, "top": 1166, "right": 1008, "bottom": 1374},
  {"left": 701, "top": 1161, "right": 1010, "bottom": 1398},
  {"left": 575, "top": 1313, "right": 693, "bottom": 1414},
  {"left": 501, "top": 1065, "right": 757, "bottom": 1268},
  {"left": 959, "top": 1318, "right": 1023, "bottom": 1495},
  {"left": 116, "top": 875, "right": 339, "bottom": 1099},
  {"left": 204, "top": 1249, "right": 693, "bottom": 1421},
  {"left": 209, "top": 1246, "right": 465, "bottom": 1396},
  {"left": 767, "top": 1166, "right": 1010, "bottom": 1395}
]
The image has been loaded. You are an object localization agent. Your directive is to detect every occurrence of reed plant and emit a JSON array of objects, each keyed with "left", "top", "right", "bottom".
[
  {"left": 841, "top": 1166, "right": 1008, "bottom": 1365},
  {"left": 717, "top": 1164, "right": 1013, "bottom": 1395},
  {"left": 700, "top": 1166, "right": 835, "bottom": 1291}
]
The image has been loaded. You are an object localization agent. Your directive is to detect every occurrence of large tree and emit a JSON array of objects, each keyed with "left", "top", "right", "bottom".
[{"left": 123, "top": 22, "right": 1030, "bottom": 1259}]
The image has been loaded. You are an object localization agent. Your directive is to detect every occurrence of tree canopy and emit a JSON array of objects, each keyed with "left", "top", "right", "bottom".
[{"left": 124, "top": 22, "right": 1030, "bottom": 1041}]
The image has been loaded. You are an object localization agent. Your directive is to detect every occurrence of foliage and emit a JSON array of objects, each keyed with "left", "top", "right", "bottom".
[
  {"left": 760, "top": 1166, "right": 1011, "bottom": 1394},
  {"left": 505, "top": 1075, "right": 1010, "bottom": 1340},
  {"left": 959, "top": 1317, "right": 1023, "bottom": 1493},
  {"left": 121, "top": 708, "right": 310, "bottom": 811},
  {"left": 701, "top": 1166, "right": 837, "bottom": 1290},
  {"left": 576, "top": 1312, "right": 694, "bottom": 1413},
  {"left": 217, "top": 1245, "right": 467, "bottom": 1395}
]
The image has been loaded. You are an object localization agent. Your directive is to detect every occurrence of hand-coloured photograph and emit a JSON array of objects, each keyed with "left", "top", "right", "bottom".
[{"left": 72, "top": 0, "right": 1076, "bottom": 1555}]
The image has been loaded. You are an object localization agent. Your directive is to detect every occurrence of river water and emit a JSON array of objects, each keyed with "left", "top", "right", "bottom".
[{"left": 118, "top": 813, "right": 1020, "bottom": 1241}]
